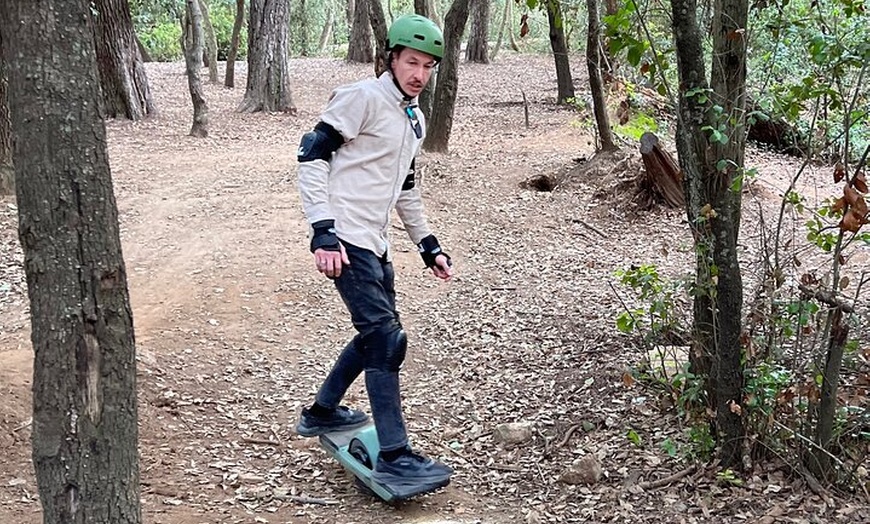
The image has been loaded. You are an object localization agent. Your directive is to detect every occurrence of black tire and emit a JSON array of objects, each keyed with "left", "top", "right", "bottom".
[{"left": 348, "top": 437, "right": 373, "bottom": 469}]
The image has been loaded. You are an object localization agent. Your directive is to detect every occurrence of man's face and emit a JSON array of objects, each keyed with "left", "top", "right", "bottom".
[{"left": 391, "top": 47, "right": 437, "bottom": 98}]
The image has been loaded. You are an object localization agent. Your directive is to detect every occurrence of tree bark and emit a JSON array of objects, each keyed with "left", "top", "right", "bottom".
[
  {"left": 0, "top": 2, "right": 140, "bottom": 522},
  {"left": 92, "top": 0, "right": 155, "bottom": 120},
  {"left": 239, "top": 0, "right": 295, "bottom": 113},
  {"left": 414, "top": 0, "right": 436, "bottom": 119},
  {"left": 508, "top": 0, "right": 520, "bottom": 52},
  {"left": 490, "top": 0, "right": 510, "bottom": 61},
  {"left": 465, "top": 0, "right": 489, "bottom": 63},
  {"left": 603, "top": 0, "right": 619, "bottom": 77},
  {"left": 671, "top": 0, "right": 747, "bottom": 468},
  {"left": 0, "top": 33, "right": 13, "bottom": 196},
  {"left": 546, "top": 0, "right": 574, "bottom": 104},
  {"left": 197, "top": 0, "right": 219, "bottom": 83},
  {"left": 423, "top": 0, "right": 471, "bottom": 153},
  {"left": 318, "top": 4, "right": 334, "bottom": 55},
  {"left": 289, "top": 0, "right": 311, "bottom": 57},
  {"left": 347, "top": 0, "right": 373, "bottom": 63},
  {"left": 224, "top": 0, "right": 245, "bottom": 88},
  {"left": 184, "top": 0, "right": 209, "bottom": 137},
  {"left": 586, "top": 0, "right": 616, "bottom": 151},
  {"left": 368, "top": 0, "right": 388, "bottom": 76},
  {"left": 639, "top": 133, "right": 683, "bottom": 207},
  {"left": 810, "top": 307, "right": 848, "bottom": 480}
]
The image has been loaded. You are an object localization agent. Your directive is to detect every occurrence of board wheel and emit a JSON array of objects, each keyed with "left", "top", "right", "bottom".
[{"left": 348, "top": 437, "right": 373, "bottom": 469}]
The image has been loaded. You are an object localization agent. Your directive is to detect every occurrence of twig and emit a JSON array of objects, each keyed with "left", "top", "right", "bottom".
[
  {"left": 272, "top": 493, "right": 339, "bottom": 506},
  {"left": 242, "top": 438, "right": 281, "bottom": 447},
  {"left": 491, "top": 463, "right": 522, "bottom": 472},
  {"left": 555, "top": 423, "right": 582, "bottom": 450},
  {"left": 13, "top": 418, "right": 32, "bottom": 433},
  {"left": 798, "top": 284, "right": 854, "bottom": 313},
  {"left": 637, "top": 464, "right": 697, "bottom": 490},
  {"left": 570, "top": 218, "right": 607, "bottom": 238}
]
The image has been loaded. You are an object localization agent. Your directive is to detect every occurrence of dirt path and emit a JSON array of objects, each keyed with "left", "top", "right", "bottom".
[{"left": 0, "top": 55, "right": 867, "bottom": 524}]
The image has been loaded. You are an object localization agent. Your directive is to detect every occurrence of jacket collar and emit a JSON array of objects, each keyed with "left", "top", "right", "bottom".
[{"left": 378, "top": 71, "right": 416, "bottom": 106}]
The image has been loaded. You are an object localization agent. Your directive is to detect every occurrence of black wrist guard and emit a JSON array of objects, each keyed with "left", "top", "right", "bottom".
[
  {"left": 310, "top": 219, "right": 340, "bottom": 253},
  {"left": 417, "top": 234, "right": 450, "bottom": 268}
]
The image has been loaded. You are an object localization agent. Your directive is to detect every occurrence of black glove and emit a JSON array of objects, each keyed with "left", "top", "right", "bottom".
[
  {"left": 417, "top": 234, "right": 451, "bottom": 269},
  {"left": 310, "top": 219, "right": 340, "bottom": 253}
]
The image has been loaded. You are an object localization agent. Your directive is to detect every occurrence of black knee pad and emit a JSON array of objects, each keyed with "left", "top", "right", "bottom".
[{"left": 362, "top": 322, "right": 407, "bottom": 372}]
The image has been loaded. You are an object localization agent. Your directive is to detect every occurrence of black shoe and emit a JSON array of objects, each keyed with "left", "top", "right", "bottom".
[
  {"left": 294, "top": 406, "right": 369, "bottom": 436},
  {"left": 372, "top": 449, "right": 453, "bottom": 487}
]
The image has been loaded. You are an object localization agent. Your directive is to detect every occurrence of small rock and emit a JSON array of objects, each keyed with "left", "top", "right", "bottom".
[
  {"left": 493, "top": 421, "right": 535, "bottom": 444},
  {"left": 559, "top": 455, "right": 602, "bottom": 485}
]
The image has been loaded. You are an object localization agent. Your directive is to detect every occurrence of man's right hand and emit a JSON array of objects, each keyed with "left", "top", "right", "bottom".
[{"left": 314, "top": 245, "right": 350, "bottom": 278}]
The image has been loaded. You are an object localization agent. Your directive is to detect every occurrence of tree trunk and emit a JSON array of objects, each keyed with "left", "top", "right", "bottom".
[
  {"left": 671, "top": 0, "right": 747, "bottom": 468},
  {"left": 428, "top": 0, "right": 443, "bottom": 28},
  {"left": 586, "top": 0, "right": 616, "bottom": 151},
  {"left": 490, "top": 0, "right": 510, "bottom": 61},
  {"left": 423, "top": 0, "right": 471, "bottom": 153},
  {"left": 0, "top": 34, "right": 13, "bottom": 196},
  {"left": 368, "top": 0, "right": 388, "bottom": 76},
  {"left": 135, "top": 33, "right": 152, "bottom": 62},
  {"left": 603, "top": 0, "right": 619, "bottom": 77},
  {"left": 465, "top": 0, "right": 489, "bottom": 63},
  {"left": 92, "top": 0, "right": 155, "bottom": 120},
  {"left": 347, "top": 0, "right": 373, "bottom": 63},
  {"left": 639, "top": 133, "right": 684, "bottom": 207},
  {"left": 0, "top": 2, "right": 140, "bottom": 523},
  {"left": 184, "top": 0, "right": 209, "bottom": 137},
  {"left": 546, "top": 0, "right": 574, "bottom": 104},
  {"left": 291, "top": 0, "right": 311, "bottom": 56},
  {"left": 318, "top": 4, "right": 334, "bottom": 55},
  {"left": 507, "top": 0, "right": 520, "bottom": 52},
  {"left": 239, "top": 0, "right": 295, "bottom": 113},
  {"left": 346, "top": 0, "right": 355, "bottom": 33},
  {"left": 197, "top": 0, "right": 219, "bottom": 83},
  {"left": 810, "top": 307, "right": 849, "bottom": 480},
  {"left": 224, "top": 0, "right": 245, "bottom": 88},
  {"left": 414, "top": 0, "right": 436, "bottom": 119}
]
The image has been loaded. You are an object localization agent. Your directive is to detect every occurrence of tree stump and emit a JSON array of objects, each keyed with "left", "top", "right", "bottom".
[{"left": 638, "top": 132, "right": 684, "bottom": 208}]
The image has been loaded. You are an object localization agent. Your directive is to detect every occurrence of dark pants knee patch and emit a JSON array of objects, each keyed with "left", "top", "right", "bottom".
[{"left": 362, "top": 322, "right": 407, "bottom": 371}]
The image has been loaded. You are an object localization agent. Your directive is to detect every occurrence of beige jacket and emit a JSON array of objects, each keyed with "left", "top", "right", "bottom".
[{"left": 297, "top": 72, "right": 432, "bottom": 258}]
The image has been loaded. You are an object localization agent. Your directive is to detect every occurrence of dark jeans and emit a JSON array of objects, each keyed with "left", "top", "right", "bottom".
[{"left": 314, "top": 243, "right": 409, "bottom": 452}]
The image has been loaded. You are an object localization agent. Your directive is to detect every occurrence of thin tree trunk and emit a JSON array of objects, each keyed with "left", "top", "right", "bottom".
[
  {"left": 811, "top": 307, "right": 848, "bottom": 480},
  {"left": 369, "top": 0, "right": 388, "bottom": 76},
  {"left": 318, "top": 4, "right": 334, "bottom": 55},
  {"left": 586, "top": 0, "right": 616, "bottom": 150},
  {"left": 136, "top": 33, "right": 152, "bottom": 62},
  {"left": 414, "top": 0, "right": 436, "bottom": 119},
  {"left": 490, "top": 0, "right": 510, "bottom": 61},
  {"left": 197, "top": 0, "right": 219, "bottom": 83},
  {"left": 184, "top": 0, "right": 209, "bottom": 137},
  {"left": 0, "top": 2, "right": 140, "bottom": 522},
  {"left": 546, "top": 0, "right": 574, "bottom": 104},
  {"left": 239, "top": 0, "right": 295, "bottom": 113},
  {"left": 225, "top": 0, "right": 245, "bottom": 88},
  {"left": 465, "top": 0, "right": 489, "bottom": 63},
  {"left": 507, "top": 0, "right": 520, "bottom": 52},
  {"left": 92, "top": 0, "right": 155, "bottom": 120},
  {"left": 603, "top": 0, "right": 619, "bottom": 77},
  {"left": 424, "top": 0, "right": 472, "bottom": 153},
  {"left": 0, "top": 34, "right": 13, "bottom": 196},
  {"left": 671, "top": 0, "right": 747, "bottom": 468},
  {"left": 347, "top": 0, "right": 373, "bottom": 63},
  {"left": 428, "top": 0, "right": 442, "bottom": 27}
]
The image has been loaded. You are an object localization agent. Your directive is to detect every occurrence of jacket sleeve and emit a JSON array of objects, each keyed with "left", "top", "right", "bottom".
[
  {"left": 296, "top": 84, "right": 368, "bottom": 224},
  {"left": 395, "top": 161, "right": 432, "bottom": 244}
]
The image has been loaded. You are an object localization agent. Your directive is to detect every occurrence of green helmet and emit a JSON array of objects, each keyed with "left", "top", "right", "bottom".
[{"left": 386, "top": 14, "right": 444, "bottom": 60}]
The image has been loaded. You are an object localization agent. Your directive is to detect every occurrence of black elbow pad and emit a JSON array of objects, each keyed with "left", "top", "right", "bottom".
[
  {"left": 401, "top": 158, "right": 417, "bottom": 191},
  {"left": 298, "top": 121, "right": 344, "bottom": 162}
]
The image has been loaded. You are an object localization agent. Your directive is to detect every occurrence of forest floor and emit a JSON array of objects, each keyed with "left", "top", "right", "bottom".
[{"left": 0, "top": 54, "right": 868, "bottom": 524}]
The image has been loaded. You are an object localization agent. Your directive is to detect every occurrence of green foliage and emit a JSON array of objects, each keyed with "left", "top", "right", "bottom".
[
  {"left": 614, "top": 264, "right": 690, "bottom": 346},
  {"left": 131, "top": 0, "right": 247, "bottom": 62},
  {"left": 614, "top": 110, "right": 659, "bottom": 141}
]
